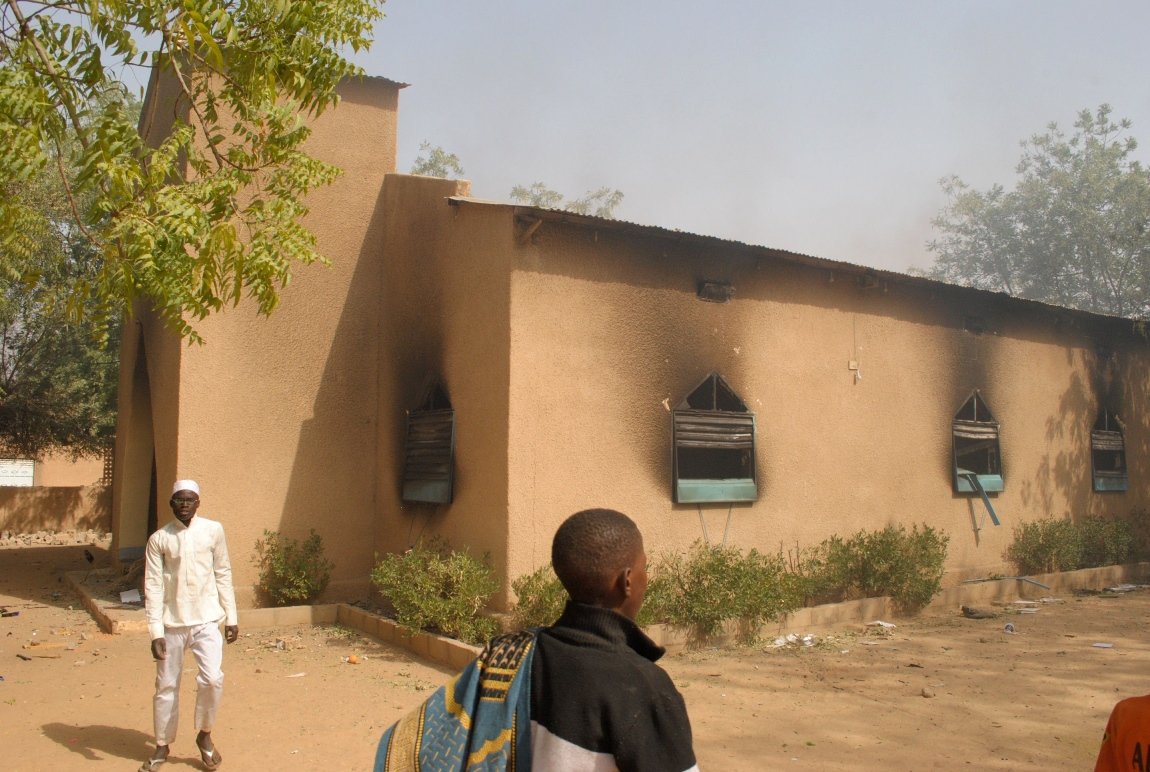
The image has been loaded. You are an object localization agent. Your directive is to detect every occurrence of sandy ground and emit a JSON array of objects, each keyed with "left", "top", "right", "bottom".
[{"left": 2, "top": 542, "right": 1148, "bottom": 771}]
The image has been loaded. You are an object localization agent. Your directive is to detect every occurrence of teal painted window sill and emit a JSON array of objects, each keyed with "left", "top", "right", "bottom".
[
  {"left": 1093, "top": 476, "right": 1128, "bottom": 492},
  {"left": 954, "top": 473, "right": 1003, "bottom": 494},
  {"left": 676, "top": 478, "right": 758, "bottom": 504}
]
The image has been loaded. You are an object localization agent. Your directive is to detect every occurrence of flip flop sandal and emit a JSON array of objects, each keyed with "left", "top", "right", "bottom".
[
  {"left": 138, "top": 756, "right": 167, "bottom": 771},
  {"left": 197, "top": 741, "right": 222, "bottom": 770}
]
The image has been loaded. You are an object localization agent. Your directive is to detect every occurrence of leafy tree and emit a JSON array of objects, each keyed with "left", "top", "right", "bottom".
[
  {"left": 0, "top": 88, "right": 126, "bottom": 459},
  {"left": 0, "top": 292, "right": 119, "bottom": 459},
  {"left": 567, "top": 187, "right": 625, "bottom": 218},
  {"left": 510, "top": 182, "right": 566, "bottom": 210},
  {"left": 924, "top": 105, "right": 1150, "bottom": 318},
  {"left": 0, "top": 0, "right": 385, "bottom": 342},
  {"left": 410, "top": 141, "right": 465, "bottom": 178},
  {"left": 510, "top": 182, "right": 624, "bottom": 219}
]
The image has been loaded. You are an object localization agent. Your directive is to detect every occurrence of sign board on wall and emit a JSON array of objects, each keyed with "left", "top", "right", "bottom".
[{"left": 0, "top": 459, "right": 35, "bottom": 487}]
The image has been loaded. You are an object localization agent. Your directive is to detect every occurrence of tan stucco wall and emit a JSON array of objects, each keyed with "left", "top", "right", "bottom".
[
  {"left": 492, "top": 214, "right": 1150, "bottom": 590},
  {"left": 32, "top": 452, "right": 106, "bottom": 487},
  {"left": 376, "top": 174, "right": 515, "bottom": 604},
  {"left": 112, "top": 76, "right": 401, "bottom": 602},
  {"left": 0, "top": 485, "right": 110, "bottom": 534}
]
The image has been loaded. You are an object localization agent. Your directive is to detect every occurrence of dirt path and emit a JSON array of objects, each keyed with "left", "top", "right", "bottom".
[{"left": 3, "top": 543, "right": 1147, "bottom": 770}]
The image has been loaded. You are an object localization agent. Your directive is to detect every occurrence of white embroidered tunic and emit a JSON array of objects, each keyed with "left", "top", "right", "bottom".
[{"left": 144, "top": 516, "right": 238, "bottom": 640}]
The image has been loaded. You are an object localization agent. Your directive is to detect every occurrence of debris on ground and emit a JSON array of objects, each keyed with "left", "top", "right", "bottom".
[
  {"left": 769, "top": 632, "right": 817, "bottom": 648},
  {"left": 961, "top": 605, "right": 998, "bottom": 619}
]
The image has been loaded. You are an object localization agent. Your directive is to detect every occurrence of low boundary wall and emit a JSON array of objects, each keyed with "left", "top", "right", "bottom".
[
  {"left": 67, "top": 561, "right": 1150, "bottom": 669},
  {"left": 0, "top": 484, "right": 111, "bottom": 534}
]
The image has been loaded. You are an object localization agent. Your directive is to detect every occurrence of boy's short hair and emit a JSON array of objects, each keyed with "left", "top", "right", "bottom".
[{"left": 552, "top": 508, "right": 642, "bottom": 604}]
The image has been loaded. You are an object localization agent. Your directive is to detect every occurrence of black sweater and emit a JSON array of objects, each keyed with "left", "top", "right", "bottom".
[{"left": 530, "top": 602, "right": 698, "bottom": 771}]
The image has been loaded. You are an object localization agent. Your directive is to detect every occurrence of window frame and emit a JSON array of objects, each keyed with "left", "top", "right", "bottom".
[
  {"left": 952, "top": 391, "right": 1004, "bottom": 494},
  {"left": 672, "top": 373, "right": 758, "bottom": 504},
  {"left": 401, "top": 384, "right": 455, "bottom": 504},
  {"left": 1091, "top": 410, "right": 1128, "bottom": 493}
]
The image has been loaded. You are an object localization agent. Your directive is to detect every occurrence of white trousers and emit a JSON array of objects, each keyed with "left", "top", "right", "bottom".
[{"left": 153, "top": 622, "right": 225, "bottom": 745}]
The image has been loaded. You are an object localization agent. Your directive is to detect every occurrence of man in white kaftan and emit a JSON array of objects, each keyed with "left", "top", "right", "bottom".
[{"left": 140, "top": 479, "right": 238, "bottom": 771}]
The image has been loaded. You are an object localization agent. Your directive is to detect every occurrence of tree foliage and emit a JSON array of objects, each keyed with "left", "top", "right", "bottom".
[
  {"left": 925, "top": 105, "right": 1150, "bottom": 318},
  {"left": 410, "top": 141, "right": 464, "bottom": 178},
  {"left": 0, "top": 88, "right": 124, "bottom": 459},
  {"left": 510, "top": 182, "right": 624, "bottom": 219},
  {"left": 0, "top": 0, "right": 385, "bottom": 342}
]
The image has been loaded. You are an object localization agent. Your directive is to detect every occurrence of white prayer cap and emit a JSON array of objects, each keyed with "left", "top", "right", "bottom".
[{"left": 172, "top": 479, "right": 201, "bottom": 496}]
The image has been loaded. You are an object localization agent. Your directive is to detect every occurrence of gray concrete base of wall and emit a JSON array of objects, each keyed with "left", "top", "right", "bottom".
[{"left": 67, "top": 561, "right": 1150, "bottom": 668}]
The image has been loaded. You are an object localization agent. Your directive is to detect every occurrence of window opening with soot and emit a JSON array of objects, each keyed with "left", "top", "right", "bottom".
[
  {"left": 952, "top": 391, "right": 1003, "bottom": 494},
  {"left": 672, "top": 373, "right": 757, "bottom": 504},
  {"left": 402, "top": 383, "right": 455, "bottom": 504},
  {"left": 1092, "top": 410, "right": 1128, "bottom": 492}
]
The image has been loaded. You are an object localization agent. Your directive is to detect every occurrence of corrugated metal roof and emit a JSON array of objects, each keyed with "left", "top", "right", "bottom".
[
  {"left": 361, "top": 75, "right": 410, "bottom": 89},
  {"left": 446, "top": 196, "right": 1144, "bottom": 330}
]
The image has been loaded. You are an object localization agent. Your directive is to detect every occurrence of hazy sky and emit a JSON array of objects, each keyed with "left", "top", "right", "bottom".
[{"left": 355, "top": 1, "right": 1150, "bottom": 273}]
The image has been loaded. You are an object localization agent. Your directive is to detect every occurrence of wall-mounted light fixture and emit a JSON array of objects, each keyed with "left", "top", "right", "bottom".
[{"left": 697, "top": 280, "right": 734, "bottom": 303}]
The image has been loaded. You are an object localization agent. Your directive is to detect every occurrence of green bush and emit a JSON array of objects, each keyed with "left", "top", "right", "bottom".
[
  {"left": 1005, "top": 517, "right": 1082, "bottom": 574},
  {"left": 792, "top": 534, "right": 861, "bottom": 606},
  {"left": 371, "top": 540, "right": 500, "bottom": 645},
  {"left": 252, "top": 529, "right": 333, "bottom": 606},
  {"left": 1078, "top": 516, "right": 1135, "bottom": 568},
  {"left": 511, "top": 564, "right": 568, "bottom": 629},
  {"left": 861, "top": 524, "right": 950, "bottom": 610},
  {"left": 790, "top": 525, "right": 949, "bottom": 611},
  {"left": 1129, "top": 510, "right": 1150, "bottom": 561},
  {"left": 639, "top": 542, "right": 801, "bottom": 640},
  {"left": 1008, "top": 515, "right": 1138, "bottom": 575}
]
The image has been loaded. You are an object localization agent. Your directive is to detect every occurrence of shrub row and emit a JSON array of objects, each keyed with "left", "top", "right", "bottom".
[
  {"left": 513, "top": 523, "right": 950, "bottom": 640},
  {"left": 1004, "top": 515, "right": 1146, "bottom": 575},
  {"left": 254, "top": 511, "right": 1147, "bottom": 646}
]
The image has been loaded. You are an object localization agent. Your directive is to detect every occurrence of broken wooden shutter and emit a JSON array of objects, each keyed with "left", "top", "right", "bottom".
[
  {"left": 673, "top": 373, "right": 758, "bottom": 503},
  {"left": 952, "top": 391, "right": 1003, "bottom": 493},
  {"left": 1092, "top": 411, "right": 1128, "bottom": 492},
  {"left": 402, "top": 385, "right": 455, "bottom": 504}
]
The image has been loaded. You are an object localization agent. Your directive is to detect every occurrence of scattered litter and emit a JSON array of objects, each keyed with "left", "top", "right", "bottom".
[
  {"left": 1106, "top": 584, "right": 1137, "bottom": 593},
  {"left": 274, "top": 639, "right": 286, "bottom": 650},
  {"left": 1018, "top": 608, "right": 1039, "bottom": 614},
  {"left": 16, "top": 654, "right": 31, "bottom": 661},
  {"left": 921, "top": 687, "right": 935, "bottom": 698},
  {"left": 962, "top": 576, "right": 1050, "bottom": 589},
  {"left": 343, "top": 655, "right": 361, "bottom": 664},
  {"left": 769, "top": 633, "right": 817, "bottom": 648},
  {"left": 0, "top": 608, "right": 18, "bottom": 618},
  {"left": 962, "top": 606, "right": 998, "bottom": 619},
  {"left": 867, "top": 620, "right": 896, "bottom": 629},
  {"left": 119, "top": 589, "right": 141, "bottom": 603},
  {"left": 1, "top": 675, "right": 5, "bottom": 682},
  {"left": 1039, "top": 597, "right": 1062, "bottom": 604},
  {"left": 1004, "top": 623, "right": 1015, "bottom": 634},
  {"left": 1093, "top": 642, "right": 1115, "bottom": 649},
  {"left": 286, "top": 672, "right": 307, "bottom": 678}
]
